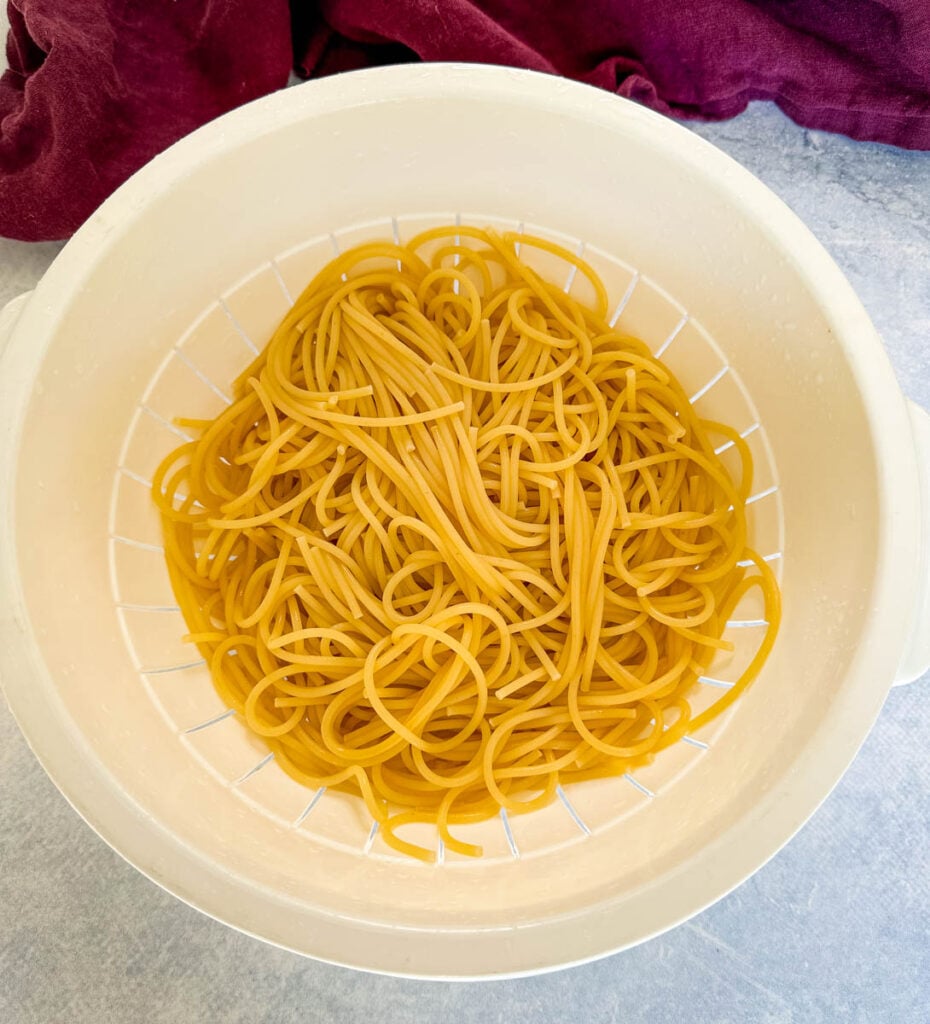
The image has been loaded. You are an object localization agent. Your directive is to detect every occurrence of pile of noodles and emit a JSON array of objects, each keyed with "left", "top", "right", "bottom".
[{"left": 153, "top": 226, "right": 780, "bottom": 860}]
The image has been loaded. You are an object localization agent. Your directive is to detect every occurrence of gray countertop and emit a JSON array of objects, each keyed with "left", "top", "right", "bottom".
[{"left": 1, "top": 81, "right": 929, "bottom": 1024}]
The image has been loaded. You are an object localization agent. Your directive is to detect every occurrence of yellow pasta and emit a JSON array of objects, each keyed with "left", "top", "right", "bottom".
[{"left": 153, "top": 226, "right": 781, "bottom": 861}]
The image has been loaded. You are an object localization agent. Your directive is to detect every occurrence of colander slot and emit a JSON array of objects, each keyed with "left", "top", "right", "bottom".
[
  {"left": 697, "top": 676, "right": 734, "bottom": 689},
  {"left": 143, "top": 659, "right": 233, "bottom": 734},
  {"left": 144, "top": 347, "right": 232, "bottom": 425},
  {"left": 233, "top": 753, "right": 275, "bottom": 787},
  {"left": 141, "top": 659, "right": 206, "bottom": 674},
  {"left": 111, "top": 535, "right": 162, "bottom": 553},
  {"left": 109, "top": 475, "right": 164, "bottom": 551},
  {"left": 625, "top": 735, "right": 707, "bottom": 795},
  {"left": 510, "top": 222, "right": 594, "bottom": 311},
  {"left": 737, "top": 551, "right": 782, "bottom": 568},
  {"left": 608, "top": 272, "right": 640, "bottom": 327},
  {"left": 292, "top": 787, "right": 326, "bottom": 827},
  {"left": 681, "top": 735, "right": 709, "bottom": 750},
  {"left": 363, "top": 821, "right": 380, "bottom": 854},
  {"left": 221, "top": 265, "right": 300, "bottom": 354},
  {"left": 182, "top": 711, "right": 276, "bottom": 797},
  {"left": 556, "top": 784, "right": 591, "bottom": 835},
  {"left": 622, "top": 773, "right": 655, "bottom": 799},
  {"left": 717, "top": 427, "right": 781, "bottom": 532},
  {"left": 274, "top": 233, "right": 342, "bottom": 301},
  {"left": 657, "top": 318, "right": 724, "bottom": 400},
  {"left": 614, "top": 276, "right": 685, "bottom": 353},
  {"left": 329, "top": 232, "right": 349, "bottom": 283},
  {"left": 746, "top": 484, "right": 779, "bottom": 506},
  {"left": 689, "top": 365, "right": 730, "bottom": 404},
  {"left": 390, "top": 217, "right": 403, "bottom": 271},
  {"left": 133, "top": 659, "right": 229, "bottom": 744},
  {"left": 532, "top": 772, "right": 656, "bottom": 844},
  {"left": 184, "top": 707, "right": 236, "bottom": 734},
  {"left": 118, "top": 466, "right": 152, "bottom": 489},
  {"left": 654, "top": 313, "right": 689, "bottom": 359},
  {"left": 681, "top": 681, "right": 737, "bottom": 747},
  {"left": 140, "top": 404, "right": 194, "bottom": 442},
  {"left": 504, "top": 776, "right": 634, "bottom": 856},
  {"left": 111, "top": 542, "right": 176, "bottom": 607},
  {"left": 500, "top": 808, "right": 520, "bottom": 859},
  {"left": 227, "top": 760, "right": 327, "bottom": 831},
  {"left": 452, "top": 212, "right": 461, "bottom": 295},
  {"left": 116, "top": 602, "right": 180, "bottom": 613},
  {"left": 173, "top": 348, "right": 232, "bottom": 405},
  {"left": 289, "top": 786, "right": 375, "bottom": 853},
  {"left": 217, "top": 297, "right": 259, "bottom": 356},
  {"left": 689, "top": 371, "right": 758, "bottom": 437},
  {"left": 705, "top": 589, "right": 770, "bottom": 701},
  {"left": 714, "top": 421, "right": 759, "bottom": 456},
  {"left": 119, "top": 409, "right": 190, "bottom": 506},
  {"left": 392, "top": 211, "right": 465, "bottom": 246},
  {"left": 120, "top": 606, "right": 196, "bottom": 674},
  {"left": 562, "top": 240, "right": 586, "bottom": 294},
  {"left": 269, "top": 258, "right": 293, "bottom": 304}
]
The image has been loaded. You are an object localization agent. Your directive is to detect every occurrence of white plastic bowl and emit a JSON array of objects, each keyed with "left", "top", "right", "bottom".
[{"left": 0, "top": 65, "right": 928, "bottom": 979}]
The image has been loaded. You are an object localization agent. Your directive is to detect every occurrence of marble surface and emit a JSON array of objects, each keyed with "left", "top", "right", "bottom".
[{"left": 1, "top": 76, "right": 929, "bottom": 1024}]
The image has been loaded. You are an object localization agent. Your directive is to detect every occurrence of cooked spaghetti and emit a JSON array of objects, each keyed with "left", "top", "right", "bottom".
[{"left": 153, "top": 226, "right": 780, "bottom": 861}]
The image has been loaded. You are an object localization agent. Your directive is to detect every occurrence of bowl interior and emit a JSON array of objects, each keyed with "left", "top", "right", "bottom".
[
  {"left": 111, "top": 211, "right": 782, "bottom": 864},
  {"left": 2, "top": 68, "right": 897, "bottom": 973}
]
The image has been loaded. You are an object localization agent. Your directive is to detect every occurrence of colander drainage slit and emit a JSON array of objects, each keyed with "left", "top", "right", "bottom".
[
  {"left": 737, "top": 551, "right": 782, "bottom": 568},
  {"left": 184, "top": 707, "right": 236, "bottom": 734},
  {"left": 563, "top": 240, "right": 586, "bottom": 294},
  {"left": 218, "top": 297, "right": 259, "bottom": 356},
  {"left": 653, "top": 312, "right": 689, "bottom": 359},
  {"left": 232, "top": 753, "right": 274, "bottom": 787},
  {"left": 452, "top": 213, "right": 461, "bottom": 295},
  {"left": 140, "top": 404, "right": 193, "bottom": 442},
  {"left": 292, "top": 787, "right": 326, "bottom": 827},
  {"left": 714, "top": 422, "right": 760, "bottom": 456},
  {"left": 269, "top": 258, "right": 294, "bottom": 305},
  {"left": 110, "top": 535, "right": 163, "bottom": 553},
  {"left": 140, "top": 659, "right": 206, "bottom": 675},
  {"left": 514, "top": 222, "right": 524, "bottom": 257},
  {"left": 745, "top": 484, "right": 779, "bottom": 506},
  {"left": 437, "top": 838, "right": 445, "bottom": 866},
  {"left": 172, "top": 349, "right": 233, "bottom": 405},
  {"left": 681, "top": 735, "right": 710, "bottom": 750},
  {"left": 118, "top": 466, "right": 152, "bottom": 489},
  {"left": 116, "top": 602, "right": 181, "bottom": 613},
  {"left": 390, "top": 217, "right": 402, "bottom": 271},
  {"left": 329, "top": 233, "right": 348, "bottom": 283},
  {"left": 698, "top": 675, "right": 734, "bottom": 690},
  {"left": 363, "top": 820, "right": 380, "bottom": 854},
  {"left": 500, "top": 808, "right": 520, "bottom": 859},
  {"left": 623, "top": 773, "right": 655, "bottom": 799},
  {"left": 689, "top": 365, "right": 730, "bottom": 404},
  {"left": 556, "top": 784, "right": 591, "bottom": 836},
  {"left": 608, "top": 272, "right": 640, "bottom": 327},
  {"left": 725, "top": 618, "right": 768, "bottom": 629}
]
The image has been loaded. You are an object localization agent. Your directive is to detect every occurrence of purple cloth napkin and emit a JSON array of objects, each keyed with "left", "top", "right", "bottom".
[{"left": 3, "top": 0, "right": 930, "bottom": 241}]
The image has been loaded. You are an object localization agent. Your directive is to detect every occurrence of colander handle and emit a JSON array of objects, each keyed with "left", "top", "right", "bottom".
[
  {"left": 0, "top": 291, "right": 32, "bottom": 360},
  {"left": 894, "top": 400, "right": 930, "bottom": 686}
]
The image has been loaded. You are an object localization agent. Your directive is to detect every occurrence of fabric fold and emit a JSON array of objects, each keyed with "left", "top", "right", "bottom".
[{"left": 2, "top": 0, "right": 929, "bottom": 241}]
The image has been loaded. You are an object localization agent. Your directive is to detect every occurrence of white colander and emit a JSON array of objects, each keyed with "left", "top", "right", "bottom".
[{"left": 0, "top": 65, "right": 927, "bottom": 979}]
